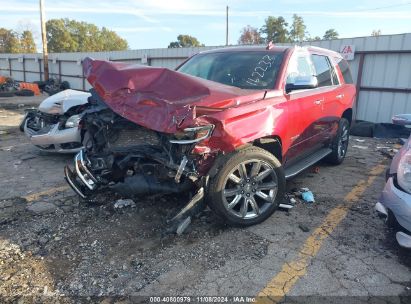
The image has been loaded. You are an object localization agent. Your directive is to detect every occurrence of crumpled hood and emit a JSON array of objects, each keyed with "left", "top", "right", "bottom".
[{"left": 83, "top": 57, "right": 265, "bottom": 133}]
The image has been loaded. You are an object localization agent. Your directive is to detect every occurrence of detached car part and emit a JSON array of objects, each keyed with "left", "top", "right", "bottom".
[{"left": 21, "top": 89, "right": 91, "bottom": 153}]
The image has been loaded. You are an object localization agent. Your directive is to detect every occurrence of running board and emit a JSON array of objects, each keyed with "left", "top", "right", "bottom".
[{"left": 284, "top": 148, "right": 332, "bottom": 179}]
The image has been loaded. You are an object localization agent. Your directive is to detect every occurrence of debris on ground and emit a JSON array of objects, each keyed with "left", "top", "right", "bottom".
[
  {"left": 298, "top": 223, "right": 310, "bottom": 232},
  {"left": 0, "top": 77, "right": 41, "bottom": 97},
  {"left": 279, "top": 203, "right": 294, "bottom": 210},
  {"left": 176, "top": 216, "right": 192, "bottom": 235},
  {"left": 354, "top": 138, "right": 365, "bottom": 143},
  {"left": 312, "top": 166, "right": 320, "bottom": 174},
  {"left": 376, "top": 146, "right": 400, "bottom": 159},
  {"left": 34, "top": 78, "right": 70, "bottom": 96},
  {"left": 350, "top": 120, "right": 411, "bottom": 138},
  {"left": 301, "top": 188, "right": 315, "bottom": 203},
  {"left": 280, "top": 194, "right": 298, "bottom": 210},
  {"left": 113, "top": 198, "right": 136, "bottom": 209},
  {"left": 352, "top": 145, "right": 368, "bottom": 150}
]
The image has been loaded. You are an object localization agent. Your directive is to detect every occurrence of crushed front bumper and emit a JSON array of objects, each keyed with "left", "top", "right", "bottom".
[
  {"left": 23, "top": 117, "right": 82, "bottom": 153},
  {"left": 64, "top": 150, "right": 98, "bottom": 198},
  {"left": 376, "top": 177, "right": 411, "bottom": 248}
]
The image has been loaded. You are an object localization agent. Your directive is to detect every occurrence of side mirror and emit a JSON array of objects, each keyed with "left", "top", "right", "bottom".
[
  {"left": 286, "top": 75, "right": 318, "bottom": 93},
  {"left": 392, "top": 114, "right": 411, "bottom": 126}
]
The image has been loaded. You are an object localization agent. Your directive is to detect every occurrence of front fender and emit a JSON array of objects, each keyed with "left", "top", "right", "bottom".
[{"left": 193, "top": 97, "right": 287, "bottom": 153}]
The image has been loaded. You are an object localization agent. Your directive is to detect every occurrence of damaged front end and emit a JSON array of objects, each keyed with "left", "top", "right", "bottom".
[
  {"left": 64, "top": 97, "right": 211, "bottom": 230},
  {"left": 65, "top": 54, "right": 287, "bottom": 231}
]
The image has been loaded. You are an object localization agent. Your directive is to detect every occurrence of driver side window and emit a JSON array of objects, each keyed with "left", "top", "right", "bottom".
[{"left": 286, "top": 55, "right": 315, "bottom": 84}]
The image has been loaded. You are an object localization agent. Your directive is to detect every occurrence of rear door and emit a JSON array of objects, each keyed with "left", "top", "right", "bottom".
[
  {"left": 284, "top": 51, "right": 326, "bottom": 163},
  {"left": 310, "top": 53, "right": 341, "bottom": 141}
]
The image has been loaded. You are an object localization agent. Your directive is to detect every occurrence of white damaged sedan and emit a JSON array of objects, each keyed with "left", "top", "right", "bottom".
[
  {"left": 376, "top": 114, "right": 411, "bottom": 248},
  {"left": 20, "top": 89, "right": 91, "bottom": 153}
]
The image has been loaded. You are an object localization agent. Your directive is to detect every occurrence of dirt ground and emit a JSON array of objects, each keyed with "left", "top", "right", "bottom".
[{"left": 1, "top": 95, "right": 411, "bottom": 303}]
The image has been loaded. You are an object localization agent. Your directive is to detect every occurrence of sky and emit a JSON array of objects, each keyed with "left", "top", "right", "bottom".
[{"left": 1, "top": 0, "right": 411, "bottom": 50}]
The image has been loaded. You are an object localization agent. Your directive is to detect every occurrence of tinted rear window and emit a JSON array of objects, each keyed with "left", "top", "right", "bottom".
[
  {"left": 335, "top": 57, "right": 354, "bottom": 84},
  {"left": 177, "top": 51, "right": 284, "bottom": 90},
  {"left": 311, "top": 54, "right": 333, "bottom": 87}
]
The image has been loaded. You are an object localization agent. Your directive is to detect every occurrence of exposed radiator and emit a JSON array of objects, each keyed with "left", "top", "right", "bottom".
[{"left": 108, "top": 127, "right": 161, "bottom": 148}]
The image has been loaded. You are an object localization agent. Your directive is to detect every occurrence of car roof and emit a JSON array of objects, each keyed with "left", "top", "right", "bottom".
[
  {"left": 198, "top": 45, "right": 343, "bottom": 58},
  {"left": 199, "top": 45, "right": 289, "bottom": 54}
]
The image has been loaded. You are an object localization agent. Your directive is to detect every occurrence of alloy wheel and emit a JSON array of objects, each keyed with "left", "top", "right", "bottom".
[{"left": 222, "top": 159, "right": 278, "bottom": 219}]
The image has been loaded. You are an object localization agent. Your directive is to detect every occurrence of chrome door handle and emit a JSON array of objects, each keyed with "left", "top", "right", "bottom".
[
  {"left": 336, "top": 94, "right": 344, "bottom": 99},
  {"left": 314, "top": 99, "right": 322, "bottom": 105}
]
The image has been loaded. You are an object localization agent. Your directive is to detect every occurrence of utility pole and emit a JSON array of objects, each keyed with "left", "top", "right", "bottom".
[
  {"left": 39, "top": 0, "right": 49, "bottom": 80},
  {"left": 225, "top": 6, "right": 229, "bottom": 46}
]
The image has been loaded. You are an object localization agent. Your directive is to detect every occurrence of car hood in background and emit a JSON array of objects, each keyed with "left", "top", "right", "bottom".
[
  {"left": 82, "top": 57, "right": 266, "bottom": 133},
  {"left": 39, "top": 89, "right": 91, "bottom": 115}
]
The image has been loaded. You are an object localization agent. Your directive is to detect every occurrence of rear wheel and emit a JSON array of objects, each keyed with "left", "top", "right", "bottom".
[
  {"left": 326, "top": 118, "right": 350, "bottom": 165},
  {"left": 208, "top": 146, "right": 285, "bottom": 227}
]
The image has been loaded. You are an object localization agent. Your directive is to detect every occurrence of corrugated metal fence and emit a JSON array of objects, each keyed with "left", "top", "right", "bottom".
[{"left": 1, "top": 33, "right": 411, "bottom": 123}]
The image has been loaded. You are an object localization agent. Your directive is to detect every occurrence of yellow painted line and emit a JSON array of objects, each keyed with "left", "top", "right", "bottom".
[
  {"left": 257, "top": 163, "right": 386, "bottom": 303},
  {"left": 23, "top": 185, "right": 70, "bottom": 203}
]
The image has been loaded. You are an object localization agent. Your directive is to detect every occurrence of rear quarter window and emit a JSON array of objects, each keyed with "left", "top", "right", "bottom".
[
  {"left": 335, "top": 57, "right": 354, "bottom": 84},
  {"left": 311, "top": 54, "right": 333, "bottom": 87}
]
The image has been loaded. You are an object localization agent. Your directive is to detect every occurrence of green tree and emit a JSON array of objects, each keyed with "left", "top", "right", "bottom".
[
  {"left": 168, "top": 34, "right": 204, "bottom": 48},
  {"left": 306, "top": 35, "right": 322, "bottom": 41},
  {"left": 238, "top": 25, "right": 262, "bottom": 45},
  {"left": 323, "top": 29, "right": 339, "bottom": 40},
  {"left": 289, "top": 14, "right": 307, "bottom": 42},
  {"left": 260, "top": 16, "right": 289, "bottom": 43},
  {"left": 46, "top": 19, "right": 78, "bottom": 52},
  {"left": 46, "top": 18, "right": 128, "bottom": 52},
  {"left": 99, "top": 27, "right": 129, "bottom": 51},
  {"left": 0, "top": 28, "right": 21, "bottom": 53},
  {"left": 20, "top": 30, "right": 36, "bottom": 53}
]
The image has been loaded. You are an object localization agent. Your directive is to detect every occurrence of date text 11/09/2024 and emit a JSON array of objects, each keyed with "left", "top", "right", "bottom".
[{"left": 149, "top": 296, "right": 257, "bottom": 302}]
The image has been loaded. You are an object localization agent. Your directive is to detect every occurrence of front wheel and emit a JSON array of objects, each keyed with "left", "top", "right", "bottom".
[
  {"left": 325, "top": 118, "right": 350, "bottom": 165},
  {"left": 207, "top": 146, "right": 285, "bottom": 227}
]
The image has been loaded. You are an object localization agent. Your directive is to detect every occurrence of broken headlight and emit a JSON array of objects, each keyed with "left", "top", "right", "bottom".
[
  {"left": 65, "top": 114, "right": 82, "bottom": 128},
  {"left": 170, "top": 125, "right": 214, "bottom": 144},
  {"left": 397, "top": 146, "right": 411, "bottom": 194}
]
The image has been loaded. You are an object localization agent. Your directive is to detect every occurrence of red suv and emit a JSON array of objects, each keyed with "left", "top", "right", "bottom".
[{"left": 65, "top": 45, "right": 356, "bottom": 228}]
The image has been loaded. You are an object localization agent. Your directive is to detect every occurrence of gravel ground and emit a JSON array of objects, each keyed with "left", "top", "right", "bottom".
[{"left": 1, "top": 95, "right": 410, "bottom": 303}]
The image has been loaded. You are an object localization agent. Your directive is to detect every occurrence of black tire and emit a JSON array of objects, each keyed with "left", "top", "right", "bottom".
[
  {"left": 48, "top": 89, "right": 62, "bottom": 96},
  {"left": 0, "top": 91, "right": 14, "bottom": 97},
  {"left": 60, "top": 81, "right": 70, "bottom": 90},
  {"left": 350, "top": 120, "right": 374, "bottom": 137},
  {"left": 326, "top": 118, "right": 350, "bottom": 165},
  {"left": 207, "top": 146, "right": 286, "bottom": 227},
  {"left": 14, "top": 89, "right": 34, "bottom": 96}
]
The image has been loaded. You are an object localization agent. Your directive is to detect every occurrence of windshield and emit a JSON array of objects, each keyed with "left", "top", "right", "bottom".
[{"left": 177, "top": 51, "right": 284, "bottom": 90}]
